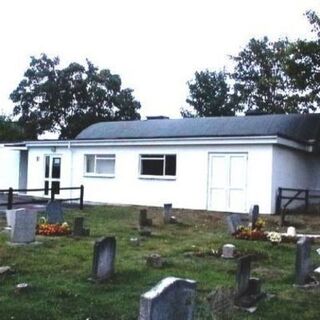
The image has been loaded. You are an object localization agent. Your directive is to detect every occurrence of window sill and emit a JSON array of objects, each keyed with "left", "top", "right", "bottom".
[
  {"left": 84, "top": 174, "right": 115, "bottom": 178},
  {"left": 138, "top": 175, "right": 176, "bottom": 181}
]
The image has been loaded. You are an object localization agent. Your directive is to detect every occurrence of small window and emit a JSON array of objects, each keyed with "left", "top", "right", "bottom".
[
  {"left": 140, "top": 154, "right": 176, "bottom": 177},
  {"left": 84, "top": 154, "right": 115, "bottom": 176}
]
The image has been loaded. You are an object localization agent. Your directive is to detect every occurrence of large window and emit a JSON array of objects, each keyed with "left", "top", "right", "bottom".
[
  {"left": 140, "top": 154, "right": 176, "bottom": 177},
  {"left": 84, "top": 154, "right": 115, "bottom": 176}
]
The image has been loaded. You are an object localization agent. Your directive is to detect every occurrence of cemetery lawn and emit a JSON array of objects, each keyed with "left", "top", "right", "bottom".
[{"left": 0, "top": 206, "right": 320, "bottom": 320}]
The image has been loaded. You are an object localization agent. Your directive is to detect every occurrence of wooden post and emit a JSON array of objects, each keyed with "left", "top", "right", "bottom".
[
  {"left": 276, "top": 188, "right": 282, "bottom": 215},
  {"left": 7, "top": 187, "right": 13, "bottom": 210},
  {"left": 305, "top": 189, "right": 309, "bottom": 213},
  {"left": 80, "top": 185, "right": 84, "bottom": 210},
  {"left": 50, "top": 187, "right": 55, "bottom": 201}
]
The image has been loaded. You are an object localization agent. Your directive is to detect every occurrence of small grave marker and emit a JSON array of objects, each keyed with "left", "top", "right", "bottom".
[
  {"left": 46, "top": 200, "right": 64, "bottom": 224},
  {"left": 226, "top": 214, "right": 242, "bottom": 234},
  {"left": 73, "top": 217, "right": 90, "bottom": 236},
  {"left": 250, "top": 205, "right": 259, "bottom": 229},
  {"left": 139, "top": 276, "right": 196, "bottom": 320},
  {"left": 10, "top": 209, "right": 37, "bottom": 244},
  {"left": 221, "top": 244, "right": 235, "bottom": 259},
  {"left": 163, "top": 203, "right": 172, "bottom": 224},
  {"left": 139, "top": 209, "right": 152, "bottom": 227},
  {"left": 207, "top": 287, "right": 234, "bottom": 320},
  {"left": 91, "top": 236, "right": 116, "bottom": 282}
]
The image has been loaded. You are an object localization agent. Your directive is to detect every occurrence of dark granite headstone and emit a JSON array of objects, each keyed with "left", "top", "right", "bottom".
[
  {"left": 73, "top": 217, "right": 90, "bottom": 236},
  {"left": 250, "top": 205, "right": 259, "bottom": 229},
  {"left": 295, "top": 237, "right": 312, "bottom": 286},
  {"left": 226, "top": 214, "right": 242, "bottom": 234},
  {"left": 139, "top": 209, "right": 152, "bottom": 227},
  {"left": 163, "top": 203, "right": 172, "bottom": 224},
  {"left": 46, "top": 200, "right": 64, "bottom": 224},
  {"left": 92, "top": 236, "right": 116, "bottom": 281},
  {"left": 139, "top": 276, "right": 196, "bottom": 320},
  {"left": 236, "top": 255, "right": 251, "bottom": 297}
]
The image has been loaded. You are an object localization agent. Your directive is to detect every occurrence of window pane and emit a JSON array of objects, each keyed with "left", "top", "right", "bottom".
[
  {"left": 44, "top": 181, "right": 49, "bottom": 195},
  {"left": 141, "top": 159, "right": 164, "bottom": 175},
  {"left": 86, "top": 155, "right": 95, "bottom": 173},
  {"left": 45, "top": 156, "right": 50, "bottom": 178},
  {"left": 96, "top": 159, "right": 115, "bottom": 174},
  {"left": 52, "top": 158, "right": 61, "bottom": 178},
  {"left": 51, "top": 181, "right": 60, "bottom": 195},
  {"left": 165, "top": 155, "right": 176, "bottom": 176}
]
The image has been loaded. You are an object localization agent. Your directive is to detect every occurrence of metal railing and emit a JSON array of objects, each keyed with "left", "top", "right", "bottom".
[{"left": 0, "top": 185, "right": 84, "bottom": 210}]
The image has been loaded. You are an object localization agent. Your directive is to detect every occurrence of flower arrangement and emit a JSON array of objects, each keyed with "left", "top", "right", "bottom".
[
  {"left": 36, "top": 221, "right": 71, "bottom": 236},
  {"left": 254, "top": 218, "right": 265, "bottom": 230},
  {"left": 234, "top": 225, "right": 267, "bottom": 241},
  {"left": 266, "top": 231, "right": 282, "bottom": 244}
]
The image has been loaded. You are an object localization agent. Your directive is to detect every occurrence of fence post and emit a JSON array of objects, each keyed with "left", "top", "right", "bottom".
[
  {"left": 305, "top": 189, "right": 309, "bottom": 213},
  {"left": 80, "top": 185, "right": 84, "bottom": 210},
  {"left": 7, "top": 187, "right": 13, "bottom": 210},
  {"left": 50, "top": 188, "right": 55, "bottom": 201}
]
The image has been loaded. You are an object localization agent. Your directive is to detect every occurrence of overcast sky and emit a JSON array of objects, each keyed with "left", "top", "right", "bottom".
[{"left": 0, "top": 0, "right": 319, "bottom": 120}]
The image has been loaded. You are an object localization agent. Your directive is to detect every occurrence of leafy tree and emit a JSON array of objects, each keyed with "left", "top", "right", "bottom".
[
  {"left": 10, "top": 54, "right": 141, "bottom": 139},
  {"left": 230, "top": 37, "right": 299, "bottom": 114},
  {"left": 284, "top": 10, "right": 320, "bottom": 112},
  {"left": 0, "top": 114, "right": 25, "bottom": 141},
  {"left": 181, "top": 70, "right": 235, "bottom": 117}
]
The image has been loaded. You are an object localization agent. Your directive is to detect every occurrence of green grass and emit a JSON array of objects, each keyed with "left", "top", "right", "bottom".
[{"left": 0, "top": 206, "right": 319, "bottom": 319}]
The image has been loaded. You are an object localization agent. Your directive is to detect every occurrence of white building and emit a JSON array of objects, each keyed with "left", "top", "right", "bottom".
[{"left": 5, "top": 113, "right": 320, "bottom": 213}]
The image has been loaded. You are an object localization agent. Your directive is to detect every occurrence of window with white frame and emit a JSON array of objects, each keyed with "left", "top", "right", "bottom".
[
  {"left": 139, "top": 154, "right": 176, "bottom": 177},
  {"left": 84, "top": 154, "right": 115, "bottom": 176}
]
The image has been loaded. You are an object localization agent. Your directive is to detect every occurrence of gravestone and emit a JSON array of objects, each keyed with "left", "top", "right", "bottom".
[
  {"left": 6, "top": 208, "right": 25, "bottom": 228},
  {"left": 250, "top": 205, "right": 259, "bottom": 229},
  {"left": 10, "top": 209, "right": 37, "bottom": 244},
  {"left": 139, "top": 209, "right": 152, "bottom": 227},
  {"left": 226, "top": 214, "right": 242, "bottom": 234},
  {"left": 91, "top": 236, "right": 116, "bottom": 282},
  {"left": 73, "top": 217, "right": 90, "bottom": 236},
  {"left": 221, "top": 244, "right": 235, "bottom": 259},
  {"left": 295, "top": 237, "right": 312, "bottom": 286},
  {"left": 207, "top": 287, "right": 235, "bottom": 320},
  {"left": 139, "top": 276, "right": 196, "bottom": 320},
  {"left": 235, "top": 255, "right": 265, "bottom": 308},
  {"left": 163, "top": 203, "right": 172, "bottom": 224},
  {"left": 46, "top": 200, "right": 64, "bottom": 224}
]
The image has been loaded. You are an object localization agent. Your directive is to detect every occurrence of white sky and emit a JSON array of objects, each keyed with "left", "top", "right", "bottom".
[{"left": 0, "top": 0, "right": 319, "bottom": 120}]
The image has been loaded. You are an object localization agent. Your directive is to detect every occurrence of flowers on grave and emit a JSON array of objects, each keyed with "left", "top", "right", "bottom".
[
  {"left": 234, "top": 225, "right": 267, "bottom": 241},
  {"left": 36, "top": 222, "right": 71, "bottom": 236},
  {"left": 254, "top": 218, "right": 266, "bottom": 230},
  {"left": 266, "top": 231, "right": 282, "bottom": 244}
]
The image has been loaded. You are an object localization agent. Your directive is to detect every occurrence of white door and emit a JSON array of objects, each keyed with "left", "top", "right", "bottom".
[
  {"left": 208, "top": 153, "right": 247, "bottom": 212},
  {"left": 44, "top": 155, "right": 61, "bottom": 196}
]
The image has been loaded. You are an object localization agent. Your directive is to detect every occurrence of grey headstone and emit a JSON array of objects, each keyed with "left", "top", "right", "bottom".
[
  {"left": 236, "top": 255, "right": 251, "bottom": 297},
  {"left": 295, "top": 237, "right": 312, "bottom": 285},
  {"left": 92, "top": 236, "right": 116, "bottom": 281},
  {"left": 6, "top": 208, "right": 24, "bottom": 228},
  {"left": 139, "top": 276, "right": 196, "bottom": 320},
  {"left": 73, "top": 217, "right": 89, "bottom": 236},
  {"left": 226, "top": 214, "right": 242, "bottom": 234},
  {"left": 221, "top": 244, "right": 235, "bottom": 259},
  {"left": 163, "top": 203, "right": 172, "bottom": 224},
  {"left": 46, "top": 200, "right": 64, "bottom": 224},
  {"left": 10, "top": 209, "right": 37, "bottom": 243},
  {"left": 250, "top": 205, "right": 259, "bottom": 229},
  {"left": 207, "top": 287, "right": 235, "bottom": 320},
  {"left": 140, "top": 209, "right": 152, "bottom": 227}
]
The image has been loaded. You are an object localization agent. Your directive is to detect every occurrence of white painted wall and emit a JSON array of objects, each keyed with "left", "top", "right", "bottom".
[
  {"left": 0, "top": 145, "right": 20, "bottom": 189},
  {"left": 271, "top": 145, "right": 320, "bottom": 211},
  {"left": 26, "top": 143, "right": 274, "bottom": 213}
]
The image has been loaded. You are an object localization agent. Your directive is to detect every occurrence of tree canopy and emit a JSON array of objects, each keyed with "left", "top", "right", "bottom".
[
  {"left": 0, "top": 114, "right": 25, "bottom": 142},
  {"left": 10, "top": 55, "right": 141, "bottom": 139},
  {"left": 182, "top": 10, "right": 320, "bottom": 117}
]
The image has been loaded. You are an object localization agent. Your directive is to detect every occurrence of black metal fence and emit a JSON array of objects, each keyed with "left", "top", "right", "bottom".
[
  {"left": 276, "top": 187, "right": 320, "bottom": 225},
  {"left": 0, "top": 185, "right": 84, "bottom": 210}
]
